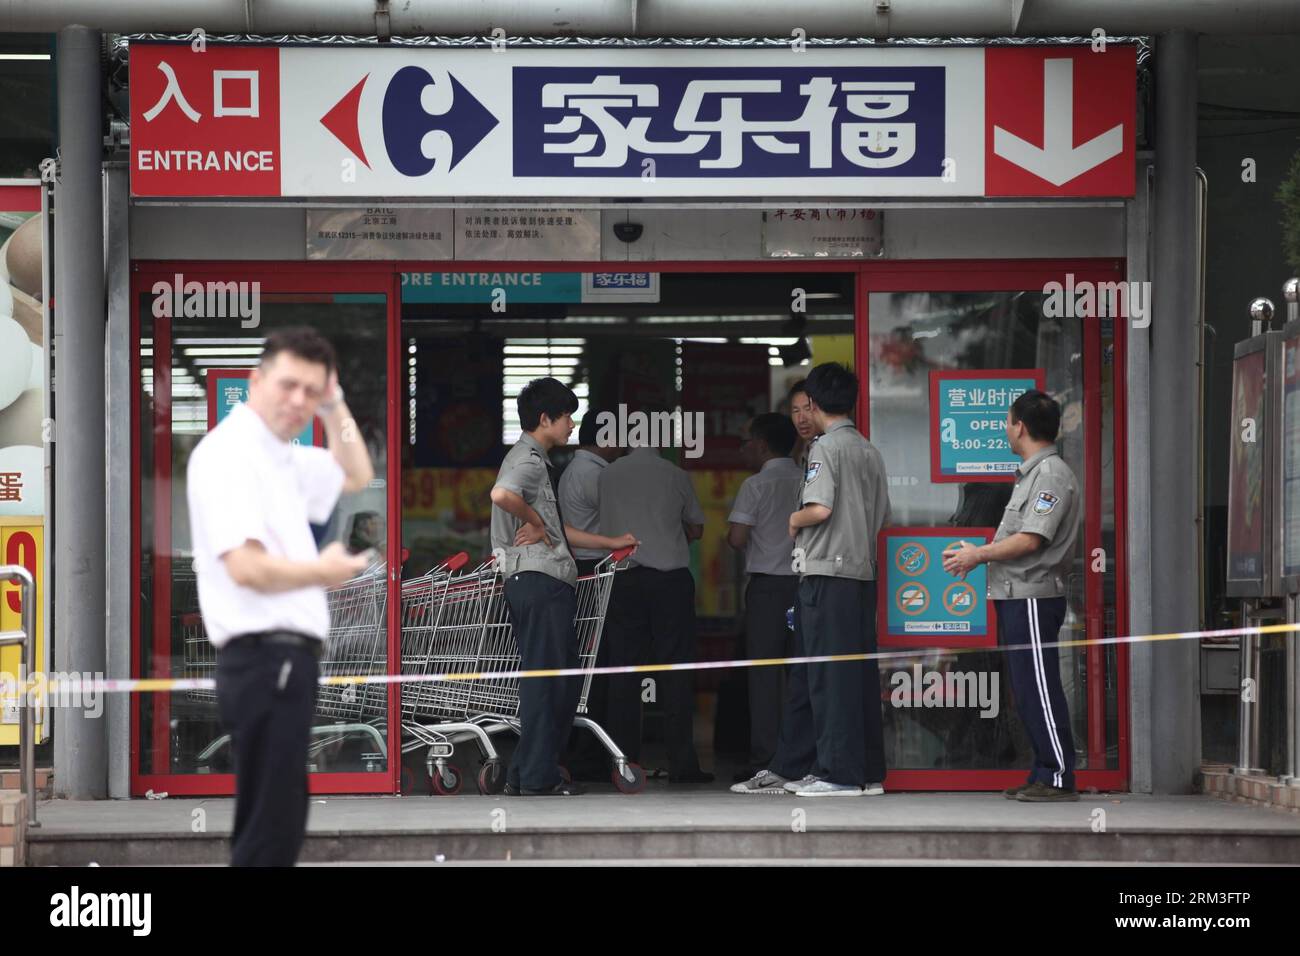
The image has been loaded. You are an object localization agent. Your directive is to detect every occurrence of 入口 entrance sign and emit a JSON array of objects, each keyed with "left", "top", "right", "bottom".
[{"left": 130, "top": 42, "right": 1136, "bottom": 199}]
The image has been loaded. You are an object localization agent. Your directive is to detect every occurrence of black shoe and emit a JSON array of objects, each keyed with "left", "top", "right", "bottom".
[
  {"left": 1016, "top": 781, "right": 1080, "bottom": 802},
  {"left": 1003, "top": 781, "right": 1033, "bottom": 799},
  {"left": 671, "top": 770, "right": 715, "bottom": 784},
  {"left": 521, "top": 780, "right": 587, "bottom": 796},
  {"left": 504, "top": 782, "right": 521, "bottom": 796}
]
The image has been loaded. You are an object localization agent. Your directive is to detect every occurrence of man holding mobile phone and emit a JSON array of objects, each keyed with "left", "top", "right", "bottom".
[{"left": 187, "top": 328, "right": 375, "bottom": 866}]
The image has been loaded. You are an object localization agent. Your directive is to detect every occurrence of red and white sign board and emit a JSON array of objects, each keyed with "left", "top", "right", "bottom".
[{"left": 130, "top": 41, "right": 1135, "bottom": 199}]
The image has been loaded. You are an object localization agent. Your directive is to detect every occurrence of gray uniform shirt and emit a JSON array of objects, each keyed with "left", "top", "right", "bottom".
[
  {"left": 795, "top": 419, "right": 892, "bottom": 580},
  {"left": 599, "top": 447, "right": 704, "bottom": 571},
  {"left": 987, "top": 446, "right": 1081, "bottom": 599},
  {"left": 728, "top": 457, "right": 804, "bottom": 575},
  {"left": 558, "top": 448, "right": 608, "bottom": 561},
  {"left": 490, "top": 432, "right": 578, "bottom": 588}
]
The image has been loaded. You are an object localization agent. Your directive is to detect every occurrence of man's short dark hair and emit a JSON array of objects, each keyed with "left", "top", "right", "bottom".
[
  {"left": 579, "top": 407, "right": 610, "bottom": 446},
  {"left": 788, "top": 378, "right": 808, "bottom": 401},
  {"left": 1009, "top": 389, "right": 1061, "bottom": 442},
  {"left": 261, "top": 327, "right": 336, "bottom": 378},
  {"left": 518, "top": 377, "right": 579, "bottom": 432},
  {"left": 803, "top": 363, "right": 857, "bottom": 416},
  {"left": 749, "top": 412, "right": 797, "bottom": 458}
]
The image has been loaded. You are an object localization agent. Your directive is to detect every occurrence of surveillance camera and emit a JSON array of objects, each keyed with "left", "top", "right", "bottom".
[{"left": 613, "top": 221, "right": 643, "bottom": 243}]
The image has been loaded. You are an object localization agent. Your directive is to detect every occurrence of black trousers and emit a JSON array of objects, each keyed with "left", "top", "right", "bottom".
[
  {"left": 799, "top": 576, "right": 886, "bottom": 787},
  {"left": 744, "top": 574, "right": 800, "bottom": 768},
  {"left": 605, "top": 566, "right": 702, "bottom": 774},
  {"left": 995, "top": 596, "right": 1076, "bottom": 789},
  {"left": 768, "top": 597, "right": 817, "bottom": 781},
  {"left": 215, "top": 637, "right": 320, "bottom": 867},
  {"left": 504, "top": 571, "right": 581, "bottom": 791}
]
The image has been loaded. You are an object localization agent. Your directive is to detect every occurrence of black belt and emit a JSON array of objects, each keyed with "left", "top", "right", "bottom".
[{"left": 228, "top": 631, "right": 324, "bottom": 659}]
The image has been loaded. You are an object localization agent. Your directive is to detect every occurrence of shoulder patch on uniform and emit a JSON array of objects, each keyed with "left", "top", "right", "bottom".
[
  {"left": 1033, "top": 491, "right": 1059, "bottom": 515},
  {"left": 805, "top": 461, "right": 822, "bottom": 483}
]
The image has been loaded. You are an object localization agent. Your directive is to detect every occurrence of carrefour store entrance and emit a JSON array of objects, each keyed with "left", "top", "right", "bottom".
[
  {"left": 129, "top": 255, "right": 1128, "bottom": 796},
  {"left": 123, "top": 35, "right": 1137, "bottom": 796}
]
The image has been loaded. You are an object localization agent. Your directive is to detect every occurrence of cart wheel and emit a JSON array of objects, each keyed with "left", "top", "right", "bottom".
[
  {"left": 431, "top": 764, "right": 463, "bottom": 796},
  {"left": 477, "top": 760, "right": 506, "bottom": 796},
  {"left": 612, "top": 762, "right": 646, "bottom": 795}
]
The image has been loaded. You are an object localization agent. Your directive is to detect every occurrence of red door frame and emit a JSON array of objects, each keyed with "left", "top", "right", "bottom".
[
  {"left": 129, "top": 263, "right": 401, "bottom": 796},
  {"left": 128, "top": 257, "right": 1129, "bottom": 795}
]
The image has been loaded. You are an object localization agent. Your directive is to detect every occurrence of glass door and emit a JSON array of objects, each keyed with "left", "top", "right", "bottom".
[
  {"left": 131, "top": 265, "right": 399, "bottom": 795},
  {"left": 861, "top": 261, "right": 1127, "bottom": 791}
]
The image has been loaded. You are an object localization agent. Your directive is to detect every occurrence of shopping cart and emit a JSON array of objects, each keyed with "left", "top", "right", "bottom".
[
  {"left": 183, "top": 558, "right": 393, "bottom": 772},
  {"left": 400, "top": 546, "right": 646, "bottom": 795}
]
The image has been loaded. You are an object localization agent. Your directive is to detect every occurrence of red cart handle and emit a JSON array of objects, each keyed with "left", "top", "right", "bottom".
[
  {"left": 610, "top": 545, "right": 637, "bottom": 562},
  {"left": 441, "top": 551, "right": 470, "bottom": 572}
]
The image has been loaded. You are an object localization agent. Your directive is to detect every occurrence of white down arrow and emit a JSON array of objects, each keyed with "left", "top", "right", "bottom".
[{"left": 992, "top": 58, "right": 1124, "bottom": 186}]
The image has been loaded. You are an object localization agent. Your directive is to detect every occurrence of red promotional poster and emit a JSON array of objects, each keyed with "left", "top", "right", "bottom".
[{"left": 1226, "top": 350, "right": 1266, "bottom": 585}]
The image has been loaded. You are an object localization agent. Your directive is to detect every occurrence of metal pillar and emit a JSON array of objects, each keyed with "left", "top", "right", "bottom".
[
  {"left": 105, "top": 162, "right": 131, "bottom": 799},
  {"left": 1236, "top": 601, "right": 1265, "bottom": 775},
  {"left": 1147, "top": 30, "right": 1201, "bottom": 793},
  {"left": 51, "top": 24, "right": 107, "bottom": 799}
]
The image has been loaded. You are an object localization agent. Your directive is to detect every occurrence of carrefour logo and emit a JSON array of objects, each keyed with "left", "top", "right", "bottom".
[{"left": 321, "top": 66, "right": 499, "bottom": 177}]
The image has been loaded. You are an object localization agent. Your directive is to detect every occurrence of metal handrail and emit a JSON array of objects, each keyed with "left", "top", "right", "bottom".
[{"left": 0, "top": 565, "right": 37, "bottom": 827}]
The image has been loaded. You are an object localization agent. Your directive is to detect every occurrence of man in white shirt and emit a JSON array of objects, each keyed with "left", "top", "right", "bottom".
[
  {"left": 725, "top": 413, "right": 803, "bottom": 779},
  {"left": 598, "top": 431, "right": 712, "bottom": 783},
  {"left": 187, "top": 328, "right": 375, "bottom": 866}
]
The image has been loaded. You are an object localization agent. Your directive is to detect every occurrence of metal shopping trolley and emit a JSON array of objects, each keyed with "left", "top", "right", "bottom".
[
  {"left": 401, "top": 546, "right": 646, "bottom": 795},
  {"left": 183, "top": 558, "right": 394, "bottom": 773}
]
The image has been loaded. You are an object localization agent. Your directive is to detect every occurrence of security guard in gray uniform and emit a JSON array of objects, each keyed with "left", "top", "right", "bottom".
[
  {"left": 489, "top": 378, "right": 637, "bottom": 796},
  {"left": 785, "top": 363, "right": 892, "bottom": 797},
  {"left": 943, "top": 389, "right": 1082, "bottom": 802}
]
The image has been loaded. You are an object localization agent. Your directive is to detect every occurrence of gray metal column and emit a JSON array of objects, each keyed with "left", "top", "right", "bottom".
[
  {"left": 1147, "top": 30, "right": 1201, "bottom": 793},
  {"left": 52, "top": 25, "right": 107, "bottom": 799},
  {"left": 104, "top": 162, "right": 131, "bottom": 800},
  {"left": 1125, "top": 159, "right": 1155, "bottom": 793}
]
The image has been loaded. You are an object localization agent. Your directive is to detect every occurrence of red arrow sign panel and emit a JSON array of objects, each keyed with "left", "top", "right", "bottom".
[{"left": 985, "top": 45, "right": 1135, "bottom": 197}]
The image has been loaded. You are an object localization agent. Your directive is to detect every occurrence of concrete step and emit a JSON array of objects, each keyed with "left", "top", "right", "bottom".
[
  {"left": 30, "top": 822, "right": 1300, "bottom": 866},
  {"left": 26, "top": 792, "right": 1300, "bottom": 866}
]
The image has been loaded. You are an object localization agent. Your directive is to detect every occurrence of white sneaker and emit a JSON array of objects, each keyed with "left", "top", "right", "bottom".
[
  {"left": 863, "top": 782, "right": 885, "bottom": 796},
  {"left": 795, "top": 780, "right": 866, "bottom": 797},
  {"left": 729, "top": 769, "right": 790, "bottom": 795},
  {"left": 782, "top": 774, "right": 821, "bottom": 793}
]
